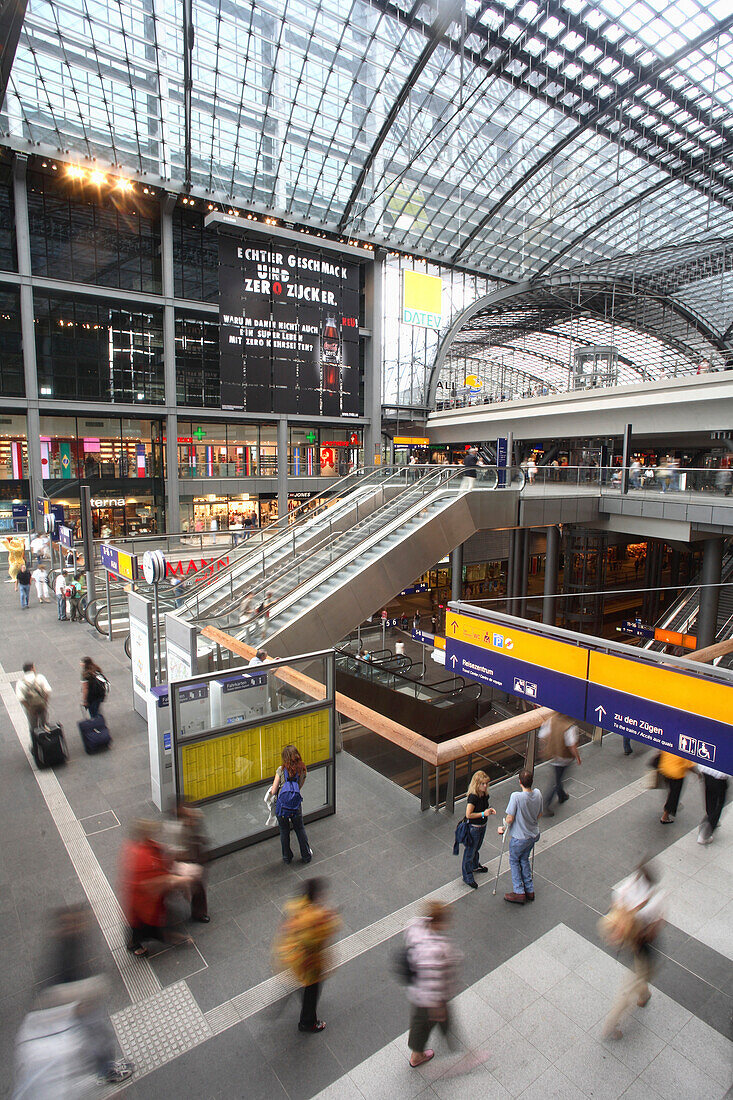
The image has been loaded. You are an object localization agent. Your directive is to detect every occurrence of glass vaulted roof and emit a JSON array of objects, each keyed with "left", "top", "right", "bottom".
[{"left": 3, "top": 0, "right": 733, "bottom": 281}]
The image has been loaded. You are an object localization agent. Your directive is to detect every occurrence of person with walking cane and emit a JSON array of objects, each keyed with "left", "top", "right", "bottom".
[{"left": 497, "top": 769, "right": 543, "bottom": 905}]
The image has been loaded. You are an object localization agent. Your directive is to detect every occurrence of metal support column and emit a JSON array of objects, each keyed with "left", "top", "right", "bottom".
[
  {"left": 620, "top": 423, "right": 632, "bottom": 495},
  {"left": 511, "top": 529, "right": 524, "bottom": 614},
  {"left": 161, "top": 194, "right": 180, "bottom": 534},
  {"left": 446, "top": 761, "right": 456, "bottom": 815},
  {"left": 506, "top": 530, "right": 516, "bottom": 608},
  {"left": 697, "top": 537, "right": 724, "bottom": 649},
  {"left": 363, "top": 250, "right": 384, "bottom": 467},
  {"left": 277, "top": 418, "right": 289, "bottom": 524},
  {"left": 519, "top": 528, "right": 530, "bottom": 618},
  {"left": 13, "top": 155, "right": 43, "bottom": 524},
  {"left": 543, "top": 525, "right": 560, "bottom": 625},
  {"left": 451, "top": 542, "right": 463, "bottom": 604},
  {"left": 420, "top": 760, "right": 431, "bottom": 811}
]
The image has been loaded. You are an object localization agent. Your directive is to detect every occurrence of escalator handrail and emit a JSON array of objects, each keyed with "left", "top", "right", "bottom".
[
  {"left": 176, "top": 465, "right": 411, "bottom": 615},
  {"left": 227, "top": 465, "right": 506, "bottom": 637},
  {"left": 187, "top": 468, "right": 457, "bottom": 626}
]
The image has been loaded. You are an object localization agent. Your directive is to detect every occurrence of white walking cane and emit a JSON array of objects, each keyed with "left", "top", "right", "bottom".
[{"left": 493, "top": 824, "right": 509, "bottom": 895}]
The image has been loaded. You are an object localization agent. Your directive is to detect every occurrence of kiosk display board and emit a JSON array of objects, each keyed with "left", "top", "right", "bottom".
[
  {"left": 219, "top": 235, "right": 361, "bottom": 416},
  {"left": 180, "top": 707, "right": 331, "bottom": 802}
]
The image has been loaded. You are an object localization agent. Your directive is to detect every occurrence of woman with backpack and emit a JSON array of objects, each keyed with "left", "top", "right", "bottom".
[
  {"left": 268, "top": 744, "right": 312, "bottom": 865},
  {"left": 81, "top": 657, "right": 108, "bottom": 719}
]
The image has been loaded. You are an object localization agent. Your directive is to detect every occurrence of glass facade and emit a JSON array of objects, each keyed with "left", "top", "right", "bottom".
[
  {"left": 35, "top": 295, "right": 165, "bottom": 404},
  {"left": 27, "top": 171, "right": 161, "bottom": 292},
  {"left": 0, "top": 288, "right": 24, "bottom": 397},
  {"left": 0, "top": 413, "right": 28, "bottom": 480},
  {"left": 175, "top": 315, "right": 220, "bottom": 407},
  {"left": 0, "top": 164, "right": 16, "bottom": 272},
  {"left": 173, "top": 210, "right": 218, "bottom": 302}
]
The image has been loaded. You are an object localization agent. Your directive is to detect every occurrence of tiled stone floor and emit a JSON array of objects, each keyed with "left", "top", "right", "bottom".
[{"left": 0, "top": 577, "right": 730, "bottom": 1098}]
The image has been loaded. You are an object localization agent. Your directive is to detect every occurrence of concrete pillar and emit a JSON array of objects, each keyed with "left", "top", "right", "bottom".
[
  {"left": 519, "top": 528, "right": 530, "bottom": 618},
  {"left": 451, "top": 542, "right": 463, "bottom": 604},
  {"left": 13, "top": 156, "right": 43, "bottom": 527},
  {"left": 161, "top": 194, "right": 180, "bottom": 533},
  {"left": 697, "top": 537, "right": 724, "bottom": 649},
  {"left": 543, "top": 525, "right": 560, "bottom": 625},
  {"left": 363, "top": 251, "right": 384, "bottom": 467},
  {"left": 277, "top": 418, "right": 289, "bottom": 523}
]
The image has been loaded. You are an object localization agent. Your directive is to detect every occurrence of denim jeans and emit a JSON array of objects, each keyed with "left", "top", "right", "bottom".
[
  {"left": 509, "top": 835, "right": 536, "bottom": 895},
  {"left": 623, "top": 737, "right": 633, "bottom": 753},
  {"left": 57, "top": 594, "right": 67, "bottom": 620},
  {"left": 87, "top": 699, "right": 101, "bottom": 718},
  {"left": 462, "top": 823, "right": 486, "bottom": 884},
  {"left": 19, "top": 584, "right": 30, "bottom": 608},
  {"left": 278, "top": 811, "right": 311, "bottom": 863},
  {"left": 545, "top": 763, "right": 569, "bottom": 807}
]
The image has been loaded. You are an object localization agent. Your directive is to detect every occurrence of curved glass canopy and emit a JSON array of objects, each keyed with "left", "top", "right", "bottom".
[{"left": 3, "top": 0, "right": 733, "bottom": 282}]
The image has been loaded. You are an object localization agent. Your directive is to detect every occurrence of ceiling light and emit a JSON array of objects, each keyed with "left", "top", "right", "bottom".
[
  {"left": 89, "top": 169, "right": 107, "bottom": 186},
  {"left": 66, "top": 165, "right": 86, "bottom": 181}
]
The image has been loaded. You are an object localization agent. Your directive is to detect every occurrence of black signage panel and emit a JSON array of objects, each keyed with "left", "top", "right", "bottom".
[{"left": 219, "top": 235, "right": 362, "bottom": 415}]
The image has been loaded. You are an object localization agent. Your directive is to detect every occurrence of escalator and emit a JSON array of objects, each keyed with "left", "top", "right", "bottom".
[
  {"left": 645, "top": 545, "right": 733, "bottom": 663},
  {"left": 193, "top": 463, "right": 520, "bottom": 658}
]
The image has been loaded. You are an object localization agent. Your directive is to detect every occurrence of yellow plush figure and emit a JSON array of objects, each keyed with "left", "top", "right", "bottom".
[{"left": 3, "top": 537, "right": 26, "bottom": 581}]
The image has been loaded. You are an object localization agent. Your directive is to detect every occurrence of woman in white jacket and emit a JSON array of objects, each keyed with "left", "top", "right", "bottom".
[{"left": 404, "top": 902, "right": 461, "bottom": 1067}]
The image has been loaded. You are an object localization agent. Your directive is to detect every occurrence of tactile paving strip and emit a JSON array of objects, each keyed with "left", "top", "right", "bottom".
[
  {"left": 112, "top": 982, "right": 211, "bottom": 1075},
  {"left": 0, "top": 682, "right": 160, "bottom": 1004}
]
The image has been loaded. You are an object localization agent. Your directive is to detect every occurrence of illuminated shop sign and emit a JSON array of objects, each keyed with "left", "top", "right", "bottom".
[{"left": 402, "top": 270, "right": 442, "bottom": 329}]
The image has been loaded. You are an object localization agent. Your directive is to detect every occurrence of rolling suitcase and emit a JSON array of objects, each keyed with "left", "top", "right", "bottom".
[
  {"left": 78, "top": 714, "right": 112, "bottom": 754},
  {"left": 31, "top": 723, "right": 68, "bottom": 768}
]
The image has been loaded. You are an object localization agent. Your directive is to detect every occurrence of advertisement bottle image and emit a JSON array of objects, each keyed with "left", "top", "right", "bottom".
[{"left": 321, "top": 315, "right": 342, "bottom": 410}]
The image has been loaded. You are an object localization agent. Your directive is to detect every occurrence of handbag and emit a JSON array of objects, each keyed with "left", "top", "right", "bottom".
[{"left": 598, "top": 904, "right": 641, "bottom": 949}]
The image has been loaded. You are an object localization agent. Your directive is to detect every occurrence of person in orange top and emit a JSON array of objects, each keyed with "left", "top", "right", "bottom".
[
  {"left": 120, "top": 820, "right": 189, "bottom": 956},
  {"left": 658, "top": 751, "right": 696, "bottom": 824}
]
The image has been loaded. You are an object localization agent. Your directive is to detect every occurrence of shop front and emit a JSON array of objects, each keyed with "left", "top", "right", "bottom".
[{"left": 181, "top": 492, "right": 262, "bottom": 533}]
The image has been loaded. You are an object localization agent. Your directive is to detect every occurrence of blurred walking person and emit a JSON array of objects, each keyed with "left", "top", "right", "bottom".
[
  {"left": 275, "top": 878, "right": 340, "bottom": 1033},
  {"left": 120, "top": 820, "right": 190, "bottom": 957},
  {"left": 16, "top": 661, "right": 51, "bottom": 737},
  {"left": 499, "top": 768, "right": 543, "bottom": 904},
  {"left": 697, "top": 764, "right": 729, "bottom": 844},
  {"left": 539, "top": 712, "right": 581, "bottom": 815},
  {"left": 658, "top": 750, "right": 696, "bottom": 823},
  {"left": 31, "top": 562, "right": 51, "bottom": 603},
  {"left": 164, "top": 800, "right": 211, "bottom": 922},
  {"left": 602, "top": 862, "right": 665, "bottom": 1040},
  {"left": 13, "top": 904, "right": 134, "bottom": 1094},
  {"left": 403, "top": 902, "right": 461, "bottom": 1067},
  {"left": 461, "top": 770, "right": 496, "bottom": 888}
]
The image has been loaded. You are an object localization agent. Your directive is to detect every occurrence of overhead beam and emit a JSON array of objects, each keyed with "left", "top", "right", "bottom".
[
  {"left": 449, "top": 13, "right": 733, "bottom": 265},
  {"left": 182, "top": 0, "right": 194, "bottom": 193},
  {"left": 336, "top": 0, "right": 465, "bottom": 233}
]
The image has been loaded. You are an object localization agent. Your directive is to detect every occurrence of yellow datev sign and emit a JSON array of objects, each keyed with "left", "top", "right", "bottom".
[
  {"left": 402, "top": 270, "right": 442, "bottom": 329},
  {"left": 180, "top": 707, "right": 331, "bottom": 802}
]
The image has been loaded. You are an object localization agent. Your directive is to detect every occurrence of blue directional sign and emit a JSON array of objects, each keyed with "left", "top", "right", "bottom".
[
  {"left": 100, "top": 543, "right": 138, "bottom": 581},
  {"left": 58, "top": 525, "right": 74, "bottom": 549},
  {"left": 447, "top": 604, "right": 733, "bottom": 775},
  {"left": 587, "top": 651, "right": 733, "bottom": 775},
  {"left": 445, "top": 609, "right": 589, "bottom": 718},
  {"left": 412, "top": 628, "right": 435, "bottom": 646}
]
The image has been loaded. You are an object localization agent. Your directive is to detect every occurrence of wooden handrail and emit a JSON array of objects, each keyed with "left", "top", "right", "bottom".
[
  {"left": 202, "top": 626, "right": 548, "bottom": 765},
  {"left": 202, "top": 627, "right": 733, "bottom": 769}
]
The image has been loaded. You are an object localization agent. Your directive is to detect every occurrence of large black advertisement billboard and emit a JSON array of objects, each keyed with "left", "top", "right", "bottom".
[{"left": 219, "top": 235, "right": 361, "bottom": 416}]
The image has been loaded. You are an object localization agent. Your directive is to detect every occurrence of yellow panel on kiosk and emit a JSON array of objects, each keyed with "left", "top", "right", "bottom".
[{"left": 181, "top": 707, "right": 331, "bottom": 801}]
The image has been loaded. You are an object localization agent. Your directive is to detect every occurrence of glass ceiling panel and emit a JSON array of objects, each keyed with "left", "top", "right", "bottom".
[{"left": 3, "top": 0, "right": 733, "bottom": 283}]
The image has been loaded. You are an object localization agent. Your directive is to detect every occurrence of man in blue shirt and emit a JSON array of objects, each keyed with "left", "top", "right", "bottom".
[{"left": 498, "top": 769, "right": 543, "bottom": 905}]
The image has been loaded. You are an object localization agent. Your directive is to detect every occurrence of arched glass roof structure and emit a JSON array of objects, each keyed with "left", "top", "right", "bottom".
[{"left": 3, "top": 0, "right": 733, "bottom": 284}]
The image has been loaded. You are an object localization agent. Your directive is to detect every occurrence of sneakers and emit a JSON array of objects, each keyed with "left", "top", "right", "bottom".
[
  {"left": 298, "top": 1020, "right": 326, "bottom": 1032},
  {"left": 105, "top": 1059, "right": 135, "bottom": 1084}
]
